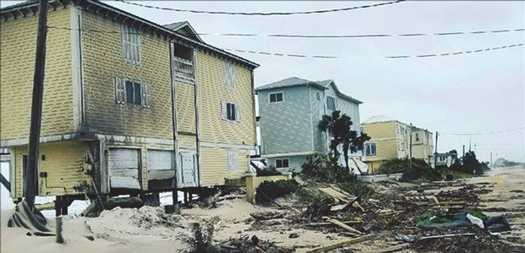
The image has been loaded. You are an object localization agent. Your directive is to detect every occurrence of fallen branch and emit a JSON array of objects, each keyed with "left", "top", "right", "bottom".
[
  {"left": 328, "top": 219, "right": 363, "bottom": 236},
  {"left": 306, "top": 234, "right": 374, "bottom": 253}
]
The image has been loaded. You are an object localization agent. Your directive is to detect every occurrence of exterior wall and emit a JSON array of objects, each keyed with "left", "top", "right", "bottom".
[
  {"left": 310, "top": 88, "right": 326, "bottom": 153},
  {"left": 12, "top": 140, "right": 90, "bottom": 198},
  {"left": 80, "top": 11, "right": 173, "bottom": 140},
  {"left": 266, "top": 155, "right": 308, "bottom": 173},
  {"left": 411, "top": 129, "right": 434, "bottom": 163},
  {"left": 258, "top": 86, "right": 313, "bottom": 155},
  {"left": 199, "top": 146, "right": 249, "bottom": 186},
  {"left": 0, "top": 8, "right": 75, "bottom": 143},
  {"left": 245, "top": 173, "right": 292, "bottom": 203},
  {"left": 196, "top": 52, "right": 255, "bottom": 146}
]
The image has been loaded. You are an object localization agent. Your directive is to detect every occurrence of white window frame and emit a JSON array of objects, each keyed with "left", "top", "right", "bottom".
[
  {"left": 275, "top": 158, "right": 289, "bottom": 169},
  {"left": 115, "top": 77, "right": 150, "bottom": 107},
  {"left": 326, "top": 96, "right": 336, "bottom": 111},
  {"left": 221, "top": 101, "right": 240, "bottom": 122},
  {"left": 122, "top": 25, "right": 140, "bottom": 65},
  {"left": 365, "top": 143, "right": 377, "bottom": 156},
  {"left": 269, "top": 92, "right": 283, "bottom": 103},
  {"left": 224, "top": 61, "right": 234, "bottom": 89}
]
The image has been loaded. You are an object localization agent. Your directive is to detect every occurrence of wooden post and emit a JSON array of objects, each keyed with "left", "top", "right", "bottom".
[
  {"left": 25, "top": 0, "right": 48, "bottom": 211},
  {"left": 56, "top": 216, "right": 64, "bottom": 244},
  {"left": 434, "top": 131, "right": 438, "bottom": 168}
]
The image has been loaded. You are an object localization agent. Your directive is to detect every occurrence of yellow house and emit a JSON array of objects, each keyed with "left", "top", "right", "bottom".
[
  {"left": 361, "top": 116, "right": 434, "bottom": 173},
  {"left": 0, "top": 0, "right": 258, "bottom": 213}
]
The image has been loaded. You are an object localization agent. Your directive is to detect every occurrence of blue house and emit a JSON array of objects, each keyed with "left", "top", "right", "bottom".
[{"left": 256, "top": 77, "right": 363, "bottom": 172}]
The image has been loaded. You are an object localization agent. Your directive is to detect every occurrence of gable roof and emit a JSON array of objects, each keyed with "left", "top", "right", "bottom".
[
  {"left": 256, "top": 77, "right": 362, "bottom": 104},
  {"left": 164, "top": 21, "right": 203, "bottom": 43},
  {"left": 0, "top": 0, "right": 258, "bottom": 69}
]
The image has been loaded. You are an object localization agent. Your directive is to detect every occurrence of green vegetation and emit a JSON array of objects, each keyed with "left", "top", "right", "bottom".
[
  {"left": 255, "top": 180, "right": 298, "bottom": 205},
  {"left": 338, "top": 182, "right": 375, "bottom": 199},
  {"left": 301, "top": 153, "right": 356, "bottom": 183},
  {"left": 400, "top": 159, "right": 442, "bottom": 182},
  {"left": 375, "top": 158, "right": 411, "bottom": 174}
]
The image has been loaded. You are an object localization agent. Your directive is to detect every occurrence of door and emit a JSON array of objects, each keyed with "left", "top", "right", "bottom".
[
  {"left": 108, "top": 148, "right": 141, "bottom": 190},
  {"left": 147, "top": 150, "right": 175, "bottom": 190},
  {"left": 179, "top": 152, "right": 197, "bottom": 188}
]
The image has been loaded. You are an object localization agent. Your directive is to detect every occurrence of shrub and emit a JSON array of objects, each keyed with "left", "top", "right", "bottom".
[
  {"left": 255, "top": 180, "right": 298, "bottom": 205},
  {"left": 183, "top": 218, "right": 219, "bottom": 253},
  {"left": 400, "top": 159, "right": 442, "bottom": 182},
  {"left": 376, "top": 159, "right": 411, "bottom": 174},
  {"left": 301, "top": 153, "right": 355, "bottom": 183},
  {"left": 338, "top": 182, "right": 375, "bottom": 199}
]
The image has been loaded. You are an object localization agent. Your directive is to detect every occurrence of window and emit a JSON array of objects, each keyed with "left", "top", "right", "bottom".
[
  {"left": 115, "top": 78, "right": 150, "bottom": 107},
  {"left": 173, "top": 44, "right": 194, "bottom": 82},
  {"left": 398, "top": 141, "right": 405, "bottom": 151},
  {"left": 365, "top": 143, "right": 376, "bottom": 156},
  {"left": 415, "top": 133, "right": 420, "bottom": 141},
  {"left": 122, "top": 25, "right": 140, "bottom": 64},
  {"left": 276, "top": 158, "right": 289, "bottom": 168},
  {"left": 327, "top": 96, "right": 336, "bottom": 110},
  {"left": 269, "top": 92, "right": 283, "bottom": 103},
  {"left": 224, "top": 61, "right": 234, "bottom": 89},
  {"left": 227, "top": 152, "right": 238, "bottom": 172},
  {"left": 222, "top": 101, "right": 240, "bottom": 121},
  {"left": 316, "top": 92, "right": 321, "bottom": 101}
]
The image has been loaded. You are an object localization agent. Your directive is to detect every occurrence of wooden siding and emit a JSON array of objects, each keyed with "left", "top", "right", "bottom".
[
  {"left": 80, "top": 11, "right": 173, "bottom": 139},
  {"left": 200, "top": 146, "right": 249, "bottom": 186},
  {"left": 13, "top": 140, "right": 90, "bottom": 198},
  {"left": 0, "top": 8, "right": 74, "bottom": 142}
]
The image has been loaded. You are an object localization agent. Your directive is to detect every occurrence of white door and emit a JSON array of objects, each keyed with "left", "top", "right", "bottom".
[
  {"left": 179, "top": 152, "right": 197, "bottom": 187},
  {"left": 108, "top": 148, "right": 141, "bottom": 189}
]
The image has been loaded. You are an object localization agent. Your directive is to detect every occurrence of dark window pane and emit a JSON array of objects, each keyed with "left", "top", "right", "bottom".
[
  {"left": 283, "top": 159, "right": 289, "bottom": 167},
  {"left": 126, "top": 81, "right": 134, "bottom": 103},
  {"left": 134, "top": 82, "right": 141, "bottom": 104},
  {"left": 276, "top": 160, "right": 282, "bottom": 168},
  {"left": 230, "top": 104, "right": 236, "bottom": 120},
  {"left": 276, "top": 93, "right": 283, "bottom": 101},
  {"left": 270, "top": 94, "right": 276, "bottom": 102}
]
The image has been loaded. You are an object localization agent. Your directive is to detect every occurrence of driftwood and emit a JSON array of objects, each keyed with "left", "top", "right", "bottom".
[
  {"left": 305, "top": 220, "right": 362, "bottom": 227},
  {"left": 106, "top": 197, "right": 143, "bottom": 210},
  {"left": 328, "top": 219, "right": 363, "bottom": 236},
  {"left": 306, "top": 234, "right": 374, "bottom": 253}
]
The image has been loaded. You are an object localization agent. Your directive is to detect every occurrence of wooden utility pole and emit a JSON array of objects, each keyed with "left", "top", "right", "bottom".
[
  {"left": 25, "top": 0, "right": 48, "bottom": 210},
  {"left": 434, "top": 131, "right": 438, "bottom": 168}
]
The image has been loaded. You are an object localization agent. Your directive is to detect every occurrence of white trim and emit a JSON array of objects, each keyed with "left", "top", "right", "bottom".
[
  {"left": 70, "top": 7, "right": 82, "bottom": 131},
  {"left": 96, "top": 134, "right": 175, "bottom": 146},
  {"left": 262, "top": 151, "right": 315, "bottom": 158},
  {"left": 200, "top": 141, "right": 255, "bottom": 150},
  {"left": 268, "top": 91, "right": 284, "bottom": 103},
  {"left": 275, "top": 157, "right": 290, "bottom": 169},
  {"left": 0, "top": 133, "right": 80, "bottom": 147}
]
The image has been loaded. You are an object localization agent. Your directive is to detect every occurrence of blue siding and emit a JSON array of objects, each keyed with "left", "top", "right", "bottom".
[
  {"left": 267, "top": 155, "right": 308, "bottom": 173},
  {"left": 258, "top": 86, "right": 313, "bottom": 155}
]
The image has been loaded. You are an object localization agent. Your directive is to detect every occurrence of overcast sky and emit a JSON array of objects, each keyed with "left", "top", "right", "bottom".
[{"left": 3, "top": 1, "right": 524, "bottom": 162}]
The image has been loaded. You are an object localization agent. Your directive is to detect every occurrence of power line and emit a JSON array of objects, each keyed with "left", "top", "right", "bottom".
[
  {"left": 46, "top": 26, "right": 524, "bottom": 60},
  {"left": 199, "top": 28, "right": 524, "bottom": 39},
  {"left": 117, "top": 0, "right": 405, "bottom": 16},
  {"left": 223, "top": 43, "right": 524, "bottom": 59},
  {"left": 441, "top": 127, "right": 525, "bottom": 136}
]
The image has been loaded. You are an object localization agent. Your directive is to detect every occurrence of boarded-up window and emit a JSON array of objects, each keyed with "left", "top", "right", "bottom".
[
  {"left": 122, "top": 25, "right": 140, "bottom": 64},
  {"left": 227, "top": 152, "right": 238, "bottom": 172},
  {"left": 224, "top": 61, "right": 234, "bottom": 89},
  {"left": 327, "top": 96, "right": 336, "bottom": 111}
]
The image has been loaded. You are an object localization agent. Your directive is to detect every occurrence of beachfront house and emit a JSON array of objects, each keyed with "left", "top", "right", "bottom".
[
  {"left": 256, "top": 77, "right": 365, "bottom": 173},
  {"left": 0, "top": 0, "right": 258, "bottom": 214}
]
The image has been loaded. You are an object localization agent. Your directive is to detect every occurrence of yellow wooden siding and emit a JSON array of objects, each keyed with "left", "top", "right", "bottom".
[
  {"left": 196, "top": 52, "right": 255, "bottom": 145},
  {"left": 80, "top": 12, "right": 173, "bottom": 139},
  {"left": 200, "top": 146, "right": 249, "bottom": 186},
  {"left": 178, "top": 134, "right": 197, "bottom": 150},
  {"left": 0, "top": 9, "right": 74, "bottom": 141},
  {"left": 175, "top": 81, "right": 196, "bottom": 134},
  {"left": 13, "top": 140, "right": 90, "bottom": 197},
  {"left": 362, "top": 121, "right": 397, "bottom": 139}
]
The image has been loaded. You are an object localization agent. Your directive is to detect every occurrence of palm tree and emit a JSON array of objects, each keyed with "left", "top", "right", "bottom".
[{"left": 319, "top": 110, "right": 370, "bottom": 173}]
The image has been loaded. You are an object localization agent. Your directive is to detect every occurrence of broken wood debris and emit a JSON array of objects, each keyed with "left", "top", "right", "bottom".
[
  {"left": 306, "top": 234, "right": 374, "bottom": 253},
  {"left": 327, "top": 219, "right": 363, "bottom": 236}
]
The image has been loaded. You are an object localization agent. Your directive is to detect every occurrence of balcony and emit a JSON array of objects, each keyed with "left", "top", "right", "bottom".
[{"left": 173, "top": 56, "right": 194, "bottom": 82}]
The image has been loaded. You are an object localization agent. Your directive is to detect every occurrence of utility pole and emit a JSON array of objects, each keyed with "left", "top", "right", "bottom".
[
  {"left": 469, "top": 139, "right": 472, "bottom": 152},
  {"left": 462, "top": 145, "right": 465, "bottom": 158},
  {"left": 409, "top": 124, "right": 413, "bottom": 170},
  {"left": 434, "top": 131, "right": 438, "bottom": 168},
  {"left": 25, "top": 0, "right": 48, "bottom": 211},
  {"left": 490, "top": 152, "right": 493, "bottom": 166}
]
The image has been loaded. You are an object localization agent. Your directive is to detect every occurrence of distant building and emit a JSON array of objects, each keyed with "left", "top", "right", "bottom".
[
  {"left": 256, "top": 77, "right": 365, "bottom": 173},
  {"left": 436, "top": 152, "right": 458, "bottom": 167},
  {"left": 361, "top": 116, "right": 434, "bottom": 173}
]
